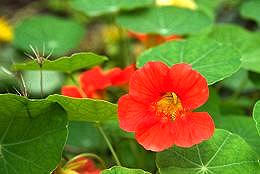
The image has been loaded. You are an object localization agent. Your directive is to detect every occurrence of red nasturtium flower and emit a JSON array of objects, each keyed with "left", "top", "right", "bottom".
[
  {"left": 128, "top": 31, "right": 182, "bottom": 47},
  {"left": 62, "top": 157, "right": 101, "bottom": 174},
  {"left": 62, "top": 65, "right": 135, "bottom": 99},
  {"left": 118, "top": 62, "right": 215, "bottom": 151}
]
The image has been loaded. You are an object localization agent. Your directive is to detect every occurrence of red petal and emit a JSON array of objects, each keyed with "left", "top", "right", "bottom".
[
  {"left": 129, "top": 62, "right": 169, "bottom": 104},
  {"left": 107, "top": 64, "right": 135, "bottom": 86},
  {"left": 128, "top": 31, "right": 148, "bottom": 42},
  {"left": 61, "top": 86, "right": 83, "bottom": 98},
  {"left": 118, "top": 94, "right": 152, "bottom": 132},
  {"left": 172, "top": 112, "right": 215, "bottom": 147},
  {"left": 80, "top": 67, "right": 111, "bottom": 97},
  {"left": 168, "top": 63, "right": 209, "bottom": 110},
  {"left": 135, "top": 119, "right": 175, "bottom": 152},
  {"left": 164, "top": 35, "right": 182, "bottom": 41}
]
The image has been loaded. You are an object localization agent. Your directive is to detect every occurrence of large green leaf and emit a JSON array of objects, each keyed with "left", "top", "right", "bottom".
[
  {"left": 14, "top": 15, "right": 85, "bottom": 56},
  {"left": 240, "top": 0, "right": 260, "bottom": 24},
  {"left": 102, "top": 166, "right": 151, "bottom": 174},
  {"left": 12, "top": 52, "right": 107, "bottom": 73},
  {"left": 137, "top": 37, "right": 241, "bottom": 84},
  {"left": 253, "top": 100, "right": 260, "bottom": 136},
  {"left": 156, "top": 129, "right": 260, "bottom": 174},
  {"left": 215, "top": 116, "right": 260, "bottom": 155},
  {"left": 116, "top": 6, "right": 212, "bottom": 35},
  {"left": 47, "top": 94, "right": 117, "bottom": 122},
  {"left": 208, "top": 24, "right": 260, "bottom": 73},
  {"left": 69, "top": 0, "right": 154, "bottom": 17},
  {"left": 0, "top": 94, "right": 68, "bottom": 174}
]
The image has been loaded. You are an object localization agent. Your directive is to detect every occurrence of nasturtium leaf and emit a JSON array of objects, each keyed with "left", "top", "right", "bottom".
[
  {"left": 102, "top": 166, "right": 151, "bottom": 174},
  {"left": 215, "top": 116, "right": 260, "bottom": 155},
  {"left": 23, "top": 70, "right": 65, "bottom": 97},
  {"left": 208, "top": 24, "right": 260, "bottom": 73},
  {"left": 14, "top": 15, "right": 85, "bottom": 56},
  {"left": 156, "top": 129, "right": 260, "bottom": 174},
  {"left": 196, "top": 0, "right": 222, "bottom": 19},
  {"left": 240, "top": 0, "right": 260, "bottom": 24},
  {"left": 12, "top": 52, "right": 107, "bottom": 72},
  {"left": 116, "top": 6, "right": 212, "bottom": 36},
  {"left": 0, "top": 94, "right": 68, "bottom": 174},
  {"left": 69, "top": 0, "right": 154, "bottom": 17},
  {"left": 137, "top": 37, "right": 241, "bottom": 84},
  {"left": 253, "top": 100, "right": 260, "bottom": 136},
  {"left": 48, "top": 94, "right": 117, "bottom": 122}
]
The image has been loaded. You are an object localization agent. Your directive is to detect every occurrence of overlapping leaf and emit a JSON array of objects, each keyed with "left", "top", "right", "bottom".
[
  {"left": 69, "top": 0, "right": 153, "bottom": 17},
  {"left": 0, "top": 94, "right": 68, "bottom": 174},
  {"left": 137, "top": 37, "right": 241, "bottom": 84},
  {"left": 240, "top": 0, "right": 260, "bottom": 24},
  {"left": 48, "top": 94, "right": 117, "bottom": 122},
  {"left": 102, "top": 166, "right": 151, "bottom": 174},
  {"left": 253, "top": 100, "right": 260, "bottom": 136},
  {"left": 12, "top": 52, "right": 107, "bottom": 72},
  {"left": 14, "top": 15, "right": 85, "bottom": 56},
  {"left": 117, "top": 6, "right": 212, "bottom": 35},
  {"left": 156, "top": 129, "right": 260, "bottom": 174}
]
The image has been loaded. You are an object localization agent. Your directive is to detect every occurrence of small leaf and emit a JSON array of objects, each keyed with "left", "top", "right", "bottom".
[
  {"left": 137, "top": 37, "right": 241, "bottom": 84},
  {"left": 0, "top": 94, "right": 68, "bottom": 174},
  {"left": 253, "top": 100, "right": 260, "bottom": 136},
  {"left": 102, "top": 166, "right": 151, "bottom": 174},
  {"left": 240, "top": 0, "right": 260, "bottom": 24},
  {"left": 47, "top": 94, "right": 117, "bottom": 122},
  {"left": 156, "top": 129, "right": 260, "bottom": 174},
  {"left": 69, "top": 0, "right": 154, "bottom": 17},
  {"left": 14, "top": 15, "right": 85, "bottom": 56},
  {"left": 215, "top": 116, "right": 260, "bottom": 155},
  {"left": 12, "top": 52, "right": 107, "bottom": 72},
  {"left": 116, "top": 6, "right": 212, "bottom": 35}
]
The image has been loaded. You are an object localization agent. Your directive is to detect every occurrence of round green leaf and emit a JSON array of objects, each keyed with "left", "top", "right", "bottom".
[
  {"left": 12, "top": 52, "right": 107, "bottom": 73},
  {"left": 0, "top": 94, "right": 68, "bottom": 174},
  {"left": 208, "top": 24, "right": 260, "bottom": 73},
  {"left": 116, "top": 6, "right": 212, "bottom": 35},
  {"left": 215, "top": 116, "right": 260, "bottom": 155},
  {"left": 14, "top": 15, "right": 85, "bottom": 56},
  {"left": 137, "top": 37, "right": 241, "bottom": 84},
  {"left": 102, "top": 166, "right": 151, "bottom": 174},
  {"left": 240, "top": 0, "right": 260, "bottom": 24},
  {"left": 69, "top": 0, "right": 154, "bottom": 17},
  {"left": 156, "top": 129, "right": 260, "bottom": 174},
  {"left": 253, "top": 100, "right": 260, "bottom": 136},
  {"left": 47, "top": 94, "right": 117, "bottom": 122}
]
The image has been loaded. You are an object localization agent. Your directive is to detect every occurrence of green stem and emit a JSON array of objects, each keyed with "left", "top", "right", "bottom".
[
  {"left": 97, "top": 124, "right": 121, "bottom": 166},
  {"left": 68, "top": 73, "right": 79, "bottom": 86},
  {"left": 39, "top": 65, "right": 43, "bottom": 98}
]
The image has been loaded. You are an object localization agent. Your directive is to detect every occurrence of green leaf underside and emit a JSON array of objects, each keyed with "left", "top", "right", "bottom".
[
  {"left": 116, "top": 6, "right": 212, "bottom": 36},
  {"left": 215, "top": 116, "right": 260, "bottom": 155},
  {"left": 70, "top": 0, "right": 154, "bottom": 17},
  {"left": 137, "top": 37, "right": 241, "bottom": 85},
  {"left": 253, "top": 100, "right": 260, "bottom": 136},
  {"left": 12, "top": 52, "right": 107, "bottom": 72},
  {"left": 208, "top": 24, "right": 260, "bottom": 73},
  {"left": 47, "top": 94, "right": 117, "bottom": 122},
  {"left": 156, "top": 129, "right": 260, "bottom": 174},
  {"left": 0, "top": 94, "right": 68, "bottom": 174},
  {"left": 102, "top": 166, "right": 151, "bottom": 174},
  {"left": 14, "top": 15, "right": 85, "bottom": 56},
  {"left": 240, "top": 0, "right": 260, "bottom": 24}
]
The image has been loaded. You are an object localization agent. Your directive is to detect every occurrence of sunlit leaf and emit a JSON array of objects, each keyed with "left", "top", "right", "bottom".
[
  {"left": 117, "top": 6, "right": 212, "bottom": 35},
  {"left": 14, "top": 15, "right": 85, "bottom": 56},
  {"left": 156, "top": 129, "right": 259, "bottom": 174},
  {"left": 47, "top": 94, "right": 117, "bottom": 122},
  {"left": 240, "top": 0, "right": 260, "bottom": 24},
  {"left": 137, "top": 37, "right": 241, "bottom": 84},
  {"left": 12, "top": 52, "right": 107, "bottom": 73},
  {"left": 102, "top": 166, "right": 151, "bottom": 174},
  {"left": 253, "top": 100, "right": 260, "bottom": 136},
  {"left": 0, "top": 94, "right": 68, "bottom": 174}
]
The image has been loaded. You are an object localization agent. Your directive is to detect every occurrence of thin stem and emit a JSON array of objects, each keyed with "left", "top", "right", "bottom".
[
  {"left": 39, "top": 65, "right": 43, "bottom": 98},
  {"left": 96, "top": 124, "right": 121, "bottom": 166},
  {"left": 68, "top": 73, "right": 79, "bottom": 86}
]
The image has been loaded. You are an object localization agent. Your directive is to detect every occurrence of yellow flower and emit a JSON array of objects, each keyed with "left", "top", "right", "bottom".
[
  {"left": 156, "top": 0, "right": 197, "bottom": 10},
  {"left": 0, "top": 17, "right": 13, "bottom": 42}
]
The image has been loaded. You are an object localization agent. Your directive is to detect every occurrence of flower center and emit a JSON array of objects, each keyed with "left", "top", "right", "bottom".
[{"left": 155, "top": 92, "right": 183, "bottom": 121}]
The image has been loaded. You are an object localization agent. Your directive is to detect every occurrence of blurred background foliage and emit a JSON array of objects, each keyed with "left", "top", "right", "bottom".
[{"left": 0, "top": 0, "right": 260, "bottom": 173}]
